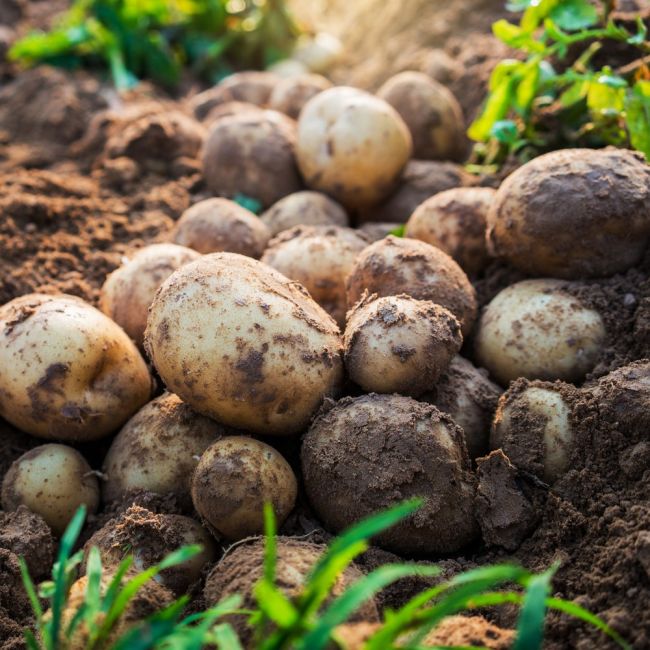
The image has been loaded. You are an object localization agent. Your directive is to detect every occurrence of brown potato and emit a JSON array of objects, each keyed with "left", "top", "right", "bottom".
[
  {"left": 269, "top": 73, "right": 333, "bottom": 119},
  {"left": 203, "top": 101, "right": 264, "bottom": 127}
]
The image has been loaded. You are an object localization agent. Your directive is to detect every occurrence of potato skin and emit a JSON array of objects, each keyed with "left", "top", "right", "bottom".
[
  {"left": 346, "top": 236, "right": 477, "bottom": 336},
  {"left": 487, "top": 148, "right": 650, "bottom": 279},
  {"left": 191, "top": 437, "right": 297, "bottom": 541},
  {"left": 269, "top": 73, "right": 333, "bottom": 119},
  {"left": 0, "top": 294, "right": 152, "bottom": 441},
  {"left": 144, "top": 253, "right": 343, "bottom": 436},
  {"left": 1, "top": 444, "right": 99, "bottom": 536},
  {"left": 100, "top": 244, "right": 200, "bottom": 347},
  {"left": 172, "top": 197, "right": 270, "bottom": 257}
]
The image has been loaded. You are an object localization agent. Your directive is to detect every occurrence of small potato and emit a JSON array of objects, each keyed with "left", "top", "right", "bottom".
[
  {"left": 102, "top": 392, "right": 230, "bottom": 509},
  {"left": 202, "top": 111, "right": 303, "bottom": 209},
  {"left": 100, "top": 244, "right": 200, "bottom": 347},
  {"left": 0, "top": 294, "right": 152, "bottom": 441},
  {"left": 406, "top": 187, "right": 496, "bottom": 275},
  {"left": 191, "top": 437, "right": 297, "bottom": 541},
  {"left": 422, "top": 49, "right": 464, "bottom": 86},
  {"left": 377, "top": 71, "right": 465, "bottom": 161},
  {"left": 346, "top": 236, "right": 478, "bottom": 336},
  {"left": 269, "top": 73, "right": 333, "bottom": 119},
  {"left": 475, "top": 279, "right": 606, "bottom": 385},
  {"left": 344, "top": 295, "right": 462, "bottom": 396},
  {"left": 203, "top": 101, "right": 264, "bottom": 127},
  {"left": 1, "top": 444, "right": 99, "bottom": 536},
  {"left": 261, "top": 225, "right": 369, "bottom": 326},
  {"left": 260, "top": 190, "right": 348, "bottom": 236},
  {"left": 144, "top": 253, "right": 343, "bottom": 436},
  {"left": 296, "top": 87, "right": 412, "bottom": 210},
  {"left": 172, "top": 198, "right": 270, "bottom": 258}
]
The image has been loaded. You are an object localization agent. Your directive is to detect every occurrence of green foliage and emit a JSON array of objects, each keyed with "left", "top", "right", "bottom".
[
  {"left": 470, "top": 0, "right": 650, "bottom": 165},
  {"left": 8, "top": 0, "right": 302, "bottom": 89}
]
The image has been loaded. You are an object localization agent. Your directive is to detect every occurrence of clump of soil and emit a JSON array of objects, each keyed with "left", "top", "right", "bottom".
[{"left": 0, "top": 548, "right": 33, "bottom": 649}]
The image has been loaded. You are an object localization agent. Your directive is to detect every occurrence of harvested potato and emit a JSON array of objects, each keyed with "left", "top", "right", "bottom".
[
  {"left": 344, "top": 295, "right": 462, "bottom": 396},
  {"left": 203, "top": 101, "right": 264, "bottom": 126},
  {"left": 144, "top": 253, "right": 343, "bottom": 435},
  {"left": 406, "top": 186, "right": 496, "bottom": 275},
  {"left": 487, "top": 148, "right": 650, "bottom": 279},
  {"left": 0, "top": 294, "right": 152, "bottom": 441},
  {"left": 202, "top": 111, "right": 303, "bottom": 209},
  {"left": 301, "top": 394, "right": 478, "bottom": 555},
  {"left": 377, "top": 71, "right": 465, "bottom": 161},
  {"left": 423, "top": 49, "right": 464, "bottom": 86},
  {"left": 99, "top": 244, "right": 200, "bottom": 347},
  {"left": 261, "top": 225, "right": 369, "bottom": 326},
  {"left": 475, "top": 279, "right": 606, "bottom": 385},
  {"left": 296, "top": 87, "right": 412, "bottom": 209},
  {"left": 346, "top": 236, "right": 478, "bottom": 336},
  {"left": 260, "top": 190, "right": 348, "bottom": 236},
  {"left": 1, "top": 444, "right": 99, "bottom": 536},
  {"left": 102, "top": 392, "right": 229, "bottom": 509},
  {"left": 269, "top": 73, "right": 333, "bottom": 119},
  {"left": 172, "top": 197, "right": 270, "bottom": 258}
]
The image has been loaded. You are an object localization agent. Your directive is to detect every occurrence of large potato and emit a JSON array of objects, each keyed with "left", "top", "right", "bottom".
[
  {"left": 269, "top": 73, "right": 333, "bottom": 119},
  {"left": 296, "top": 87, "right": 412, "bottom": 209},
  {"left": 487, "top": 148, "right": 650, "bottom": 279},
  {"left": 144, "top": 253, "right": 343, "bottom": 435},
  {"left": 0, "top": 294, "right": 152, "bottom": 441}
]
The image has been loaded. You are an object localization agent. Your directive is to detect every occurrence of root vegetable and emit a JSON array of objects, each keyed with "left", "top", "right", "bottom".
[
  {"left": 293, "top": 32, "right": 343, "bottom": 73},
  {"left": 269, "top": 73, "right": 333, "bottom": 119}
]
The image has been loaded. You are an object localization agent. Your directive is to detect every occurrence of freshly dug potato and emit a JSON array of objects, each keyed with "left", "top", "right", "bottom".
[
  {"left": 261, "top": 225, "right": 369, "bottom": 326},
  {"left": 203, "top": 101, "right": 264, "bottom": 126},
  {"left": 475, "top": 279, "right": 606, "bottom": 385},
  {"left": 260, "top": 190, "right": 348, "bottom": 236},
  {"left": 102, "top": 392, "right": 229, "bottom": 509},
  {"left": 344, "top": 295, "right": 462, "bottom": 396},
  {"left": 406, "top": 187, "right": 496, "bottom": 275},
  {"left": 296, "top": 87, "right": 412, "bottom": 209},
  {"left": 487, "top": 148, "right": 650, "bottom": 279},
  {"left": 269, "top": 73, "right": 333, "bottom": 119},
  {"left": 191, "top": 437, "right": 297, "bottom": 541},
  {"left": 1, "top": 444, "right": 99, "bottom": 536},
  {"left": 0, "top": 294, "right": 152, "bottom": 441},
  {"left": 346, "top": 236, "right": 478, "bottom": 336},
  {"left": 301, "top": 394, "right": 478, "bottom": 555},
  {"left": 202, "top": 111, "right": 303, "bottom": 209},
  {"left": 99, "top": 244, "right": 200, "bottom": 347},
  {"left": 377, "top": 71, "right": 465, "bottom": 161},
  {"left": 172, "top": 197, "right": 270, "bottom": 257},
  {"left": 145, "top": 253, "right": 343, "bottom": 436}
]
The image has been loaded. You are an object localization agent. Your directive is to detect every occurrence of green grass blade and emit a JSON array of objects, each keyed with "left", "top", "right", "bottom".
[
  {"left": 513, "top": 566, "right": 555, "bottom": 650},
  {"left": 99, "top": 555, "right": 134, "bottom": 615},
  {"left": 211, "top": 623, "right": 245, "bottom": 650},
  {"left": 263, "top": 503, "right": 277, "bottom": 584},
  {"left": 19, "top": 557, "right": 43, "bottom": 620},
  {"left": 179, "top": 595, "right": 244, "bottom": 626},
  {"left": 23, "top": 629, "right": 41, "bottom": 650},
  {"left": 254, "top": 581, "right": 299, "bottom": 627},
  {"left": 157, "top": 544, "right": 202, "bottom": 570}
]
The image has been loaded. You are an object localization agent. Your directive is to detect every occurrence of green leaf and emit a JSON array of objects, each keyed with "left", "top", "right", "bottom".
[
  {"left": 513, "top": 566, "right": 556, "bottom": 650},
  {"left": 625, "top": 81, "right": 650, "bottom": 159},
  {"left": 490, "top": 120, "right": 520, "bottom": 145},
  {"left": 233, "top": 193, "right": 263, "bottom": 214},
  {"left": 559, "top": 80, "right": 589, "bottom": 107},
  {"left": 550, "top": 0, "right": 598, "bottom": 31},
  {"left": 587, "top": 81, "right": 625, "bottom": 115},
  {"left": 468, "top": 72, "right": 516, "bottom": 141},
  {"left": 515, "top": 62, "right": 541, "bottom": 114},
  {"left": 211, "top": 623, "right": 245, "bottom": 650},
  {"left": 254, "top": 581, "right": 300, "bottom": 627},
  {"left": 521, "top": 0, "right": 559, "bottom": 32},
  {"left": 19, "top": 557, "right": 43, "bottom": 620},
  {"left": 627, "top": 17, "right": 648, "bottom": 45},
  {"left": 389, "top": 225, "right": 406, "bottom": 237}
]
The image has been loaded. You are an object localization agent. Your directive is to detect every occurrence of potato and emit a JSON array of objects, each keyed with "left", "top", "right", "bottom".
[
  {"left": 1, "top": 444, "right": 99, "bottom": 536},
  {"left": 260, "top": 190, "right": 348, "bottom": 236},
  {"left": 344, "top": 295, "right": 462, "bottom": 396},
  {"left": 99, "top": 244, "right": 200, "bottom": 347},
  {"left": 301, "top": 394, "right": 478, "bottom": 555},
  {"left": 269, "top": 73, "right": 333, "bottom": 119},
  {"left": 475, "top": 279, "right": 606, "bottom": 385},
  {"left": 422, "top": 49, "right": 464, "bottom": 86},
  {"left": 296, "top": 87, "right": 412, "bottom": 209},
  {"left": 487, "top": 148, "right": 650, "bottom": 279},
  {"left": 191, "top": 437, "right": 297, "bottom": 541},
  {"left": 202, "top": 111, "right": 303, "bottom": 209},
  {"left": 102, "top": 392, "right": 230, "bottom": 509},
  {"left": 293, "top": 32, "right": 343, "bottom": 73},
  {"left": 261, "top": 225, "right": 369, "bottom": 326},
  {"left": 172, "top": 197, "right": 270, "bottom": 257},
  {"left": 203, "top": 101, "right": 264, "bottom": 127},
  {"left": 406, "top": 187, "right": 496, "bottom": 275},
  {"left": 0, "top": 294, "right": 152, "bottom": 441},
  {"left": 377, "top": 71, "right": 465, "bottom": 161},
  {"left": 346, "top": 236, "right": 478, "bottom": 336},
  {"left": 144, "top": 253, "right": 343, "bottom": 435}
]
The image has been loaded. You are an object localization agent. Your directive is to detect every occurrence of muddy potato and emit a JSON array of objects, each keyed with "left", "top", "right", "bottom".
[
  {"left": 203, "top": 101, "right": 264, "bottom": 127},
  {"left": 296, "top": 87, "right": 412, "bottom": 209},
  {"left": 406, "top": 187, "right": 496, "bottom": 275},
  {"left": 0, "top": 294, "right": 152, "bottom": 441},
  {"left": 261, "top": 225, "right": 369, "bottom": 326},
  {"left": 145, "top": 253, "right": 343, "bottom": 435},
  {"left": 344, "top": 295, "right": 462, "bottom": 396},
  {"left": 269, "top": 73, "right": 333, "bottom": 119},
  {"left": 487, "top": 148, "right": 650, "bottom": 279},
  {"left": 1, "top": 444, "right": 99, "bottom": 536},
  {"left": 301, "top": 394, "right": 478, "bottom": 555},
  {"left": 346, "top": 236, "right": 477, "bottom": 336},
  {"left": 172, "top": 198, "right": 270, "bottom": 258},
  {"left": 475, "top": 279, "right": 606, "bottom": 385},
  {"left": 100, "top": 244, "right": 200, "bottom": 347},
  {"left": 191, "top": 437, "right": 297, "bottom": 541},
  {"left": 377, "top": 71, "right": 465, "bottom": 161}
]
